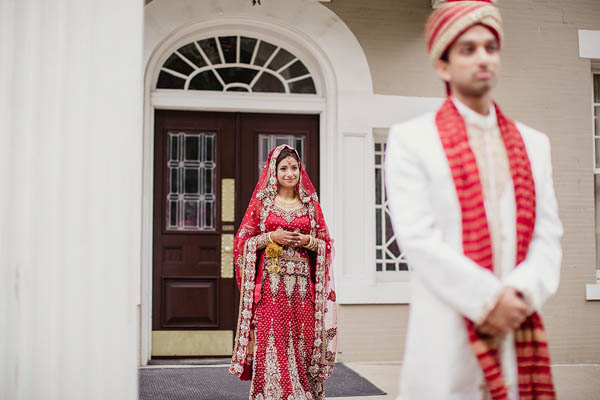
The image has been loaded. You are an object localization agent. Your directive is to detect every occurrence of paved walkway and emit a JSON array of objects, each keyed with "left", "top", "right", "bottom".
[
  {"left": 140, "top": 361, "right": 600, "bottom": 399},
  {"left": 336, "top": 362, "right": 600, "bottom": 400}
]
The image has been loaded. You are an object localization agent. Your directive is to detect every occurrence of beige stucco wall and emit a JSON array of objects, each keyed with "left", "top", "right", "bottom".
[{"left": 327, "top": 0, "right": 600, "bottom": 364}]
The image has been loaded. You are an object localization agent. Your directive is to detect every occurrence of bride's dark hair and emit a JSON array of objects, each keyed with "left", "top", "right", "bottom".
[{"left": 275, "top": 147, "right": 301, "bottom": 168}]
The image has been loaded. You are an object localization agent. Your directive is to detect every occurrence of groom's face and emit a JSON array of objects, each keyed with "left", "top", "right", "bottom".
[{"left": 436, "top": 24, "right": 501, "bottom": 98}]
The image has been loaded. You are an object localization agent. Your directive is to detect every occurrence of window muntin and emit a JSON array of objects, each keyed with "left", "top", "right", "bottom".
[
  {"left": 167, "top": 132, "right": 216, "bottom": 231},
  {"left": 156, "top": 36, "right": 317, "bottom": 95},
  {"left": 374, "top": 139, "right": 410, "bottom": 272}
]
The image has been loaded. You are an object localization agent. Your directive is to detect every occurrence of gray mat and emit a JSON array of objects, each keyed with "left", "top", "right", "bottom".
[{"left": 139, "top": 363, "right": 386, "bottom": 399}]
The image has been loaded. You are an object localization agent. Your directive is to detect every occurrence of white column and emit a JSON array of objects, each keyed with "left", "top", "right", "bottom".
[{"left": 0, "top": 1, "right": 143, "bottom": 399}]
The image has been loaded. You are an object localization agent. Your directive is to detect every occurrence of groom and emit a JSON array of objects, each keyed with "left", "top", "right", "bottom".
[{"left": 385, "top": 1, "right": 563, "bottom": 399}]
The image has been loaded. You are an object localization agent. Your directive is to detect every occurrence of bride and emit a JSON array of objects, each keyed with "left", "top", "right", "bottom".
[{"left": 229, "top": 145, "right": 337, "bottom": 400}]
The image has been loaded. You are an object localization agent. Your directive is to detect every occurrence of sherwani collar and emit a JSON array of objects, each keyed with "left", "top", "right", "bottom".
[{"left": 451, "top": 96, "right": 497, "bottom": 131}]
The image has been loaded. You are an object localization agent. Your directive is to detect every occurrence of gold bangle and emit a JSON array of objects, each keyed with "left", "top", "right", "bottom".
[
  {"left": 303, "top": 235, "right": 314, "bottom": 249},
  {"left": 268, "top": 232, "right": 274, "bottom": 244}
]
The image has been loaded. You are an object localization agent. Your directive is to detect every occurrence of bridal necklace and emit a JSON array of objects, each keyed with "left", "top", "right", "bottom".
[{"left": 275, "top": 194, "right": 300, "bottom": 207}]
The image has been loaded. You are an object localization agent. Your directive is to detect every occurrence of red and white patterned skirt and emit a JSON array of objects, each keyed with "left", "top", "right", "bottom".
[{"left": 249, "top": 258, "right": 323, "bottom": 400}]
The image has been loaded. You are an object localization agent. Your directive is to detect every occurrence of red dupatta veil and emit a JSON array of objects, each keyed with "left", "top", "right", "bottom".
[{"left": 229, "top": 145, "right": 337, "bottom": 381}]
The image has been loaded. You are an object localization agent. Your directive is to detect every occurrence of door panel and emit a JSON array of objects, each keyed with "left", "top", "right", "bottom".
[
  {"left": 163, "top": 278, "right": 218, "bottom": 327},
  {"left": 153, "top": 111, "right": 236, "bottom": 340}
]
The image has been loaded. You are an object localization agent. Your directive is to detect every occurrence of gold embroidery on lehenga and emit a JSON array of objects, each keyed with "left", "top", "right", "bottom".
[
  {"left": 250, "top": 328, "right": 258, "bottom": 398},
  {"left": 287, "top": 330, "right": 308, "bottom": 399},
  {"left": 284, "top": 275, "right": 297, "bottom": 299},
  {"left": 298, "top": 276, "right": 308, "bottom": 301},
  {"left": 264, "top": 325, "right": 283, "bottom": 400},
  {"left": 270, "top": 272, "right": 281, "bottom": 297},
  {"left": 299, "top": 325, "right": 307, "bottom": 365}
]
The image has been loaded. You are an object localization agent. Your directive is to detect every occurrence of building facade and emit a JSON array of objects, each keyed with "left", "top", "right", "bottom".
[
  {"left": 2, "top": 0, "right": 600, "bottom": 399},
  {"left": 140, "top": 0, "right": 600, "bottom": 365}
]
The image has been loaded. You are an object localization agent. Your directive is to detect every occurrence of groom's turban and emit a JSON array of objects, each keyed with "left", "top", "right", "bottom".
[{"left": 425, "top": 0, "right": 503, "bottom": 64}]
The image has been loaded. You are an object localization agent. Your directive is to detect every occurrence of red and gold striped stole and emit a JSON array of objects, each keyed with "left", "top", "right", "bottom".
[{"left": 436, "top": 98, "right": 555, "bottom": 400}]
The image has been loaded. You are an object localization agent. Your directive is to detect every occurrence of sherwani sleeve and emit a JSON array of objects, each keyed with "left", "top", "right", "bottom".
[
  {"left": 503, "top": 134, "right": 563, "bottom": 312},
  {"left": 385, "top": 124, "right": 503, "bottom": 324}
]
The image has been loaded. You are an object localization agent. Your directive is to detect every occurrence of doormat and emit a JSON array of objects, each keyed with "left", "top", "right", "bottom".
[{"left": 139, "top": 363, "right": 386, "bottom": 399}]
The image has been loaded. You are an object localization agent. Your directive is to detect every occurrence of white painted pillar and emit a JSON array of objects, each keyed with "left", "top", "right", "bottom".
[{"left": 0, "top": 1, "right": 143, "bottom": 399}]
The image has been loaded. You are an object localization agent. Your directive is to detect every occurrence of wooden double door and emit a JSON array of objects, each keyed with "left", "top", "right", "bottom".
[{"left": 152, "top": 110, "right": 319, "bottom": 357}]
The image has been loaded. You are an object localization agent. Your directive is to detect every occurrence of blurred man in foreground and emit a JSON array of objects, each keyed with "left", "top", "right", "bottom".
[{"left": 385, "top": 1, "right": 563, "bottom": 398}]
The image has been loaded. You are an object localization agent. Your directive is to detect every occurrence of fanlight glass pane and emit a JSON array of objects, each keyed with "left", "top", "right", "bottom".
[
  {"left": 240, "top": 37, "right": 258, "bottom": 64},
  {"left": 163, "top": 53, "right": 194, "bottom": 75},
  {"left": 156, "top": 35, "right": 318, "bottom": 95},
  {"left": 167, "top": 132, "right": 217, "bottom": 231},
  {"left": 177, "top": 43, "right": 207, "bottom": 68},
  {"left": 253, "top": 41, "right": 277, "bottom": 67},
  {"left": 217, "top": 67, "right": 258, "bottom": 85},
  {"left": 157, "top": 71, "right": 185, "bottom": 89},
  {"left": 198, "top": 38, "right": 221, "bottom": 65},
  {"left": 289, "top": 78, "right": 316, "bottom": 94},
  {"left": 280, "top": 60, "right": 309, "bottom": 80},
  {"left": 267, "top": 48, "right": 295, "bottom": 71},
  {"left": 226, "top": 86, "right": 250, "bottom": 92},
  {"left": 219, "top": 36, "right": 237, "bottom": 63},
  {"left": 188, "top": 71, "right": 223, "bottom": 91},
  {"left": 253, "top": 73, "right": 285, "bottom": 93}
]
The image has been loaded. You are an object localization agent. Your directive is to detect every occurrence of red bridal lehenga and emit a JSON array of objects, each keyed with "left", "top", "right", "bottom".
[{"left": 229, "top": 145, "right": 337, "bottom": 400}]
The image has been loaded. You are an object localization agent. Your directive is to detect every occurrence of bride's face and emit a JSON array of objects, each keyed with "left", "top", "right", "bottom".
[{"left": 276, "top": 156, "right": 300, "bottom": 190}]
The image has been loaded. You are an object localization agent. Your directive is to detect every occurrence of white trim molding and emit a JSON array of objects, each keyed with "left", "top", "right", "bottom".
[
  {"left": 152, "top": 90, "right": 326, "bottom": 113},
  {"left": 586, "top": 270, "right": 600, "bottom": 300},
  {"left": 578, "top": 30, "right": 600, "bottom": 59}
]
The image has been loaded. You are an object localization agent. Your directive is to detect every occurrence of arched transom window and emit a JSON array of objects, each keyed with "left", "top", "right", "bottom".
[{"left": 156, "top": 36, "right": 317, "bottom": 94}]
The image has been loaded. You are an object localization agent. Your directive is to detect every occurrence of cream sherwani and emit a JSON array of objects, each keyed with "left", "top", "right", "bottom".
[{"left": 385, "top": 99, "right": 563, "bottom": 400}]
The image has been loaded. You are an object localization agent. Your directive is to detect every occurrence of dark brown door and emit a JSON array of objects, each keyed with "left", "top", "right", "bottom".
[{"left": 152, "top": 110, "right": 318, "bottom": 357}]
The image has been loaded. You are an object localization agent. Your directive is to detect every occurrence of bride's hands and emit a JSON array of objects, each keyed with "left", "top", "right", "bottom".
[{"left": 270, "top": 230, "right": 310, "bottom": 247}]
